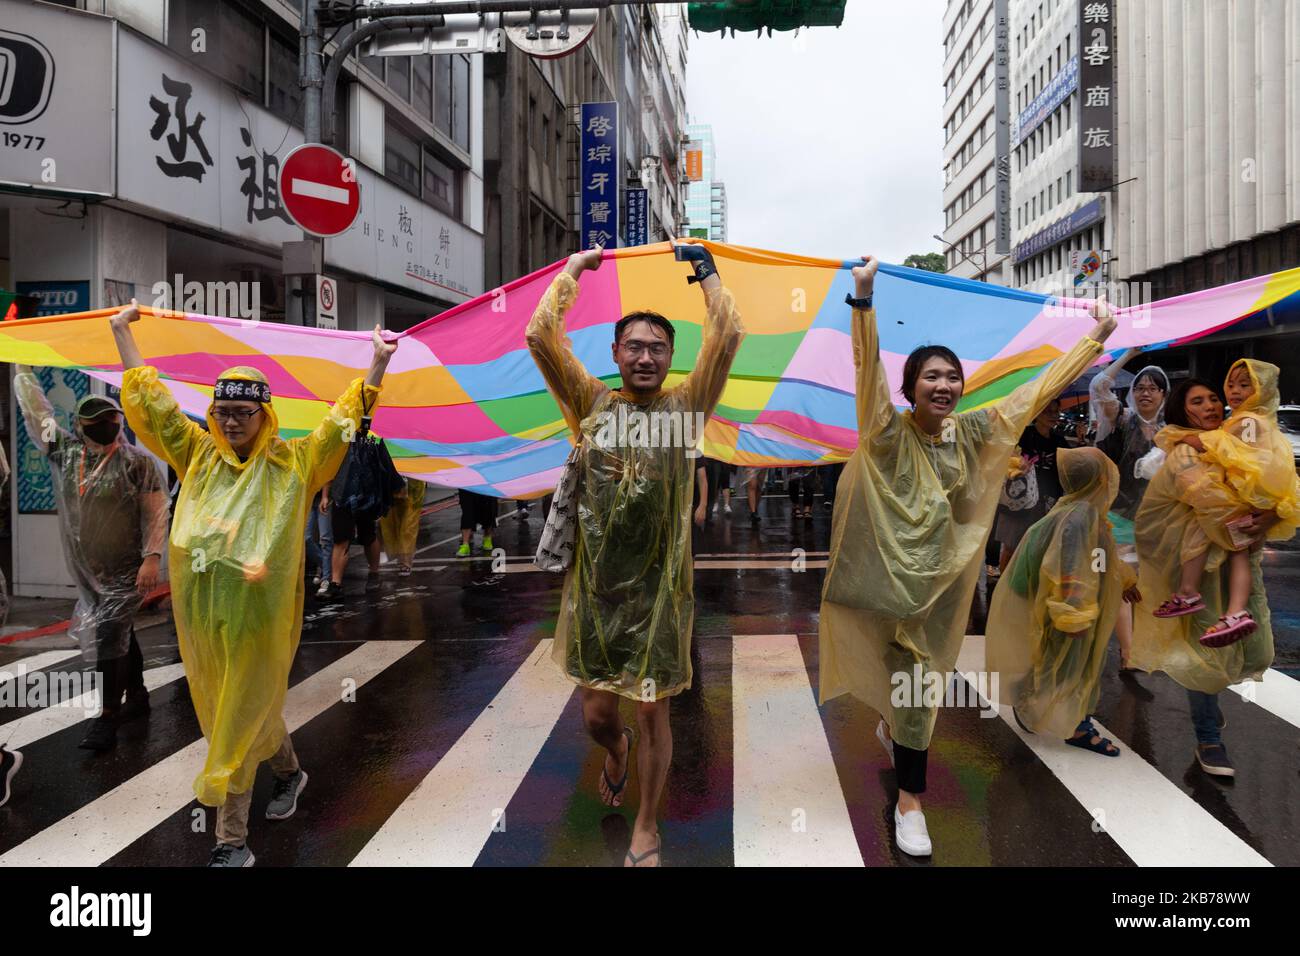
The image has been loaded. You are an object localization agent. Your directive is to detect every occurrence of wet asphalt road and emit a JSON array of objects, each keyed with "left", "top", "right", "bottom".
[{"left": 1, "top": 491, "right": 1297, "bottom": 867}]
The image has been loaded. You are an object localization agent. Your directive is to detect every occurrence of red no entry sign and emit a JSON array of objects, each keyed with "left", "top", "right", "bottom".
[{"left": 281, "top": 144, "right": 361, "bottom": 237}]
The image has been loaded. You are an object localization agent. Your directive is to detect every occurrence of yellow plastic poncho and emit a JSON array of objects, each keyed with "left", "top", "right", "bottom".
[
  {"left": 121, "top": 364, "right": 379, "bottom": 805},
  {"left": 818, "top": 303, "right": 1104, "bottom": 751},
  {"left": 986, "top": 447, "right": 1136, "bottom": 738},
  {"left": 526, "top": 272, "right": 744, "bottom": 700},
  {"left": 380, "top": 478, "right": 426, "bottom": 564},
  {"left": 1200, "top": 359, "right": 1300, "bottom": 541}
]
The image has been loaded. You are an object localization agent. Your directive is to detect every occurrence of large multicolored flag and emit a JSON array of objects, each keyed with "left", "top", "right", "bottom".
[{"left": 2, "top": 241, "right": 1297, "bottom": 498}]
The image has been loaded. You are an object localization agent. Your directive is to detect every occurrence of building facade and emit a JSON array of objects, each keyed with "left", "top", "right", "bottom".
[
  {"left": 1114, "top": 0, "right": 1300, "bottom": 386},
  {"left": 684, "top": 123, "right": 728, "bottom": 241},
  {"left": 941, "top": 0, "right": 1009, "bottom": 282},
  {"left": 1, "top": 0, "right": 488, "bottom": 597},
  {"left": 1008, "top": 0, "right": 1110, "bottom": 294}
]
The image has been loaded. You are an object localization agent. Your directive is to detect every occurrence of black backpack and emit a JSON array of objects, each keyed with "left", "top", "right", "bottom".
[{"left": 339, "top": 397, "right": 405, "bottom": 517}]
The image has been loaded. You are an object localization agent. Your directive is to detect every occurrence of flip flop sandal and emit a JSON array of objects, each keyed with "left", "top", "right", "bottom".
[
  {"left": 600, "top": 726, "right": 634, "bottom": 806},
  {"left": 1153, "top": 593, "right": 1206, "bottom": 618},
  {"left": 625, "top": 834, "right": 661, "bottom": 867},
  {"left": 1065, "top": 726, "right": 1120, "bottom": 756},
  {"left": 1199, "top": 612, "right": 1257, "bottom": 648}
]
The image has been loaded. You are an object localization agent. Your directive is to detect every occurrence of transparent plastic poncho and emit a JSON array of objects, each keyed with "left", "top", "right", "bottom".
[
  {"left": 818, "top": 302, "right": 1104, "bottom": 751},
  {"left": 122, "top": 364, "right": 379, "bottom": 806},
  {"left": 1131, "top": 428, "right": 1280, "bottom": 692},
  {"left": 14, "top": 370, "right": 169, "bottom": 665},
  {"left": 1090, "top": 363, "right": 1169, "bottom": 520},
  {"left": 379, "top": 478, "right": 426, "bottom": 564},
  {"left": 0, "top": 441, "right": 9, "bottom": 628},
  {"left": 986, "top": 448, "right": 1135, "bottom": 738},
  {"left": 526, "top": 272, "right": 744, "bottom": 701}
]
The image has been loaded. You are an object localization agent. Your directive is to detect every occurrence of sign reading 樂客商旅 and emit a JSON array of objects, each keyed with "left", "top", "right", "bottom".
[
  {"left": 1077, "top": 0, "right": 1116, "bottom": 193},
  {"left": 114, "top": 29, "right": 482, "bottom": 301},
  {"left": 0, "top": 4, "right": 114, "bottom": 196}
]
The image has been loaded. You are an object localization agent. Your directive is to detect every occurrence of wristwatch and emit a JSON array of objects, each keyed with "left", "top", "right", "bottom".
[{"left": 845, "top": 291, "right": 874, "bottom": 309}]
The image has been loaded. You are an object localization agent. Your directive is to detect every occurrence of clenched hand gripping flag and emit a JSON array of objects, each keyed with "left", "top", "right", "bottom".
[{"left": 2, "top": 241, "right": 1298, "bottom": 498}]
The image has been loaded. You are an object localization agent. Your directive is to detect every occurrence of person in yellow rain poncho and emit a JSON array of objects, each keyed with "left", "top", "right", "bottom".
[
  {"left": 818, "top": 255, "right": 1118, "bottom": 858},
  {"left": 525, "top": 245, "right": 744, "bottom": 867},
  {"left": 1132, "top": 376, "right": 1290, "bottom": 780},
  {"left": 108, "top": 299, "right": 397, "bottom": 867},
  {"left": 380, "top": 478, "right": 426, "bottom": 574},
  {"left": 1147, "top": 360, "right": 1299, "bottom": 646},
  {"left": 986, "top": 447, "right": 1140, "bottom": 752}
]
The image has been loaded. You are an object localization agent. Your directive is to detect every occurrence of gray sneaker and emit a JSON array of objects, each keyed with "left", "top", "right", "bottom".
[
  {"left": 265, "top": 769, "right": 308, "bottom": 820},
  {"left": 208, "top": 843, "right": 255, "bottom": 867}
]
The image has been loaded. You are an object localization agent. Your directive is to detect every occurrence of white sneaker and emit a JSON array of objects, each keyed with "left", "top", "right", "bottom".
[
  {"left": 894, "top": 806, "right": 932, "bottom": 857},
  {"left": 875, "top": 720, "right": 895, "bottom": 768},
  {"left": 316, "top": 578, "right": 331, "bottom": 597},
  {"left": 724, "top": 503, "right": 732, "bottom": 515}
]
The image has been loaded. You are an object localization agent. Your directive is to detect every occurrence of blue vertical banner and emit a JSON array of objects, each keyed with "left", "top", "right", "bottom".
[
  {"left": 625, "top": 187, "right": 649, "bottom": 246},
  {"left": 13, "top": 281, "right": 92, "bottom": 514},
  {"left": 580, "top": 102, "right": 618, "bottom": 250}
]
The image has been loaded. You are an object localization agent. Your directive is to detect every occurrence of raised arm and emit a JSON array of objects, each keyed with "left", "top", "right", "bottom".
[
  {"left": 846, "top": 256, "right": 897, "bottom": 440},
  {"left": 13, "top": 364, "right": 71, "bottom": 456},
  {"left": 993, "top": 297, "right": 1116, "bottom": 435},
  {"left": 524, "top": 250, "right": 609, "bottom": 436},
  {"left": 1090, "top": 346, "right": 1141, "bottom": 432},
  {"left": 677, "top": 245, "right": 745, "bottom": 417},
  {"left": 295, "top": 326, "right": 392, "bottom": 490},
  {"left": 111, "top": 303, "right": 206, "bottom": 475}
]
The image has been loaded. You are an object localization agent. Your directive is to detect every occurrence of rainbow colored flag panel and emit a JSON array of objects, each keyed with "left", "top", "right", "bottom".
[{"left": 2, "top": 241, "right": 1297, "bottom": 498}]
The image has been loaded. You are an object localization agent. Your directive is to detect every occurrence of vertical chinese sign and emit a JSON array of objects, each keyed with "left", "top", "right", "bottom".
[
  {"left": 1077, "top": 0, "right": 1116, "bottom": 192},
  {"left": 993, "top": 0, "right": 1011, "bottom": 255},
  {"left": 580, "top": 102, "right": 618, "bottom": 250},
  {"left": 625, "top": 187, "right": 649, "bottom": 246}
]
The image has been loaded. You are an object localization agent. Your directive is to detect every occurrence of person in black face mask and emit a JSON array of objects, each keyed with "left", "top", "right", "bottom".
[{"left": 14, "top": 365, "right": 170, "bottom": 752}]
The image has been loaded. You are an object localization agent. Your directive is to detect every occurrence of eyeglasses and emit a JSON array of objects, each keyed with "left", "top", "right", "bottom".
[
  {"left": 211, "top": 408, "right": 262, "bottom": 424},
  {"left": 620, "top": 341, "right": 670, "bottom": 358},
  {"left": 1131, "top": 384, "right": 1163, "bottom": 394}
]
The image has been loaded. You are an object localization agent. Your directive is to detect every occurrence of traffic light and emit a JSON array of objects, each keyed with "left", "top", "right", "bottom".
[{"left": 688, "top": 1, "right": 847, "bottom": 35}]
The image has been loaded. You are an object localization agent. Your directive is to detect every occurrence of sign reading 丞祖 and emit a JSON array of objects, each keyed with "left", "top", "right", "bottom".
[{"left": 580, "top": 102, "right": 618, "bottom": 250}]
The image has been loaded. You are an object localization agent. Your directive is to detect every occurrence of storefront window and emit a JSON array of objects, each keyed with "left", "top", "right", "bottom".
[
  {"left": 423, "top": 149, "right": 458, "bottom": 218},
  {"left": 385, "top": 121, "right": 421, "bottom": 198}
]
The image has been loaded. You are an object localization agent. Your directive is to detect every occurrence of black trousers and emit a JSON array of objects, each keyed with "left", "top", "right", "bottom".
[
  {"left": 894, "top": 740, "right": 928, "bottom": 794},
  {"left": 100, "top": 627, "right": 144, "bottom": 711}
]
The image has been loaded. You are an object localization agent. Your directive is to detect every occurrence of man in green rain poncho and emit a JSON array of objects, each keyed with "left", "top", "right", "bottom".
[
  {"left": 526, "top": 244, "right": 744, "bottom": 867},
  {"left": 108, "top": 299, "right": 397, "bottom": 867}
]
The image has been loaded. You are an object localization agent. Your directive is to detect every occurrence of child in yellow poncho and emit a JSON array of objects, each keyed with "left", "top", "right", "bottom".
[
  {"left": 986, "top": 447, "right": 1140, "bottom": 750},
  {"left": 1150, "top": 360, "right": 1299, "bottom": 646}
]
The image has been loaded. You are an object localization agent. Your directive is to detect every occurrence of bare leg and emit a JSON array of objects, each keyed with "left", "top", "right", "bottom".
[
  {"left": 581, "top": 688, "right": 629, "bottom": 808},
  {"left": 330, "top": 541, "right": 350, "bottom": 585},
  {"left": 1225, "top": 549, "right": 1252, "bottom": 616},
  {"left": 1114, "top": 600, "right": 1133, "bottom": 668},
  {"left": 747, "top": 479, "right": 760, "bottom": 515},
  {"left": 1178, "top": 549, "right": 1209, "bottom": 597},
  {"left": 628, "top": 698, "right": 671, "bottom": 866}
]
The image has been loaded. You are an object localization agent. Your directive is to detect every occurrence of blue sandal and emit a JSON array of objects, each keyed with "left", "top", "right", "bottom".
[
  {"left": 1065, "top": 720, "right": 1120, "bottom": 757},
  {"left": 600, "top": 726, "right": 634, "bottom": 805},
  {"left": 625, "top": 834, "right": 661, "bottom": 867}
]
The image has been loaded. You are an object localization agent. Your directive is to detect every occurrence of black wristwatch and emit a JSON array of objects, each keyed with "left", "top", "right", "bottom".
[{"left": 845, "top": 291, "right": 874, "bottom": 309}]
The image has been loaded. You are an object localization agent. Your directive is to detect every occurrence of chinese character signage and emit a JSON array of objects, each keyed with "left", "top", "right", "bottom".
[
  {"left": 625, "top": 187, "right": 649, "bottom": 246},
  {"left": 993, "top": 0, "right": 1011, "bottom": 256},
  {"left": 685, "top": 143, "right": 704, "bottom": 182},
  {"left": 1077, "top": 0, "right": 1116, "bottom": 192},
  {"left": 1012, "top": 55, "right": 1078, "bottom": 147},
  {"left": 1013, "top": 197, "right": 1104, "bottom": 264},
  {"left": 580, "top": 102, "right": 618, "bottom": 250}
]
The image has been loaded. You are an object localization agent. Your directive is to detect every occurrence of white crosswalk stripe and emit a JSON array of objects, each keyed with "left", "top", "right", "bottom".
[{"left": 0, "top": 641, "right": 419, "bottom": 867}]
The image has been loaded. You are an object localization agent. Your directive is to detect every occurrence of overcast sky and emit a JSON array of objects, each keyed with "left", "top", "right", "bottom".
[{"left": 684, "top": 1, "right": 946, "bottom": 264}]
